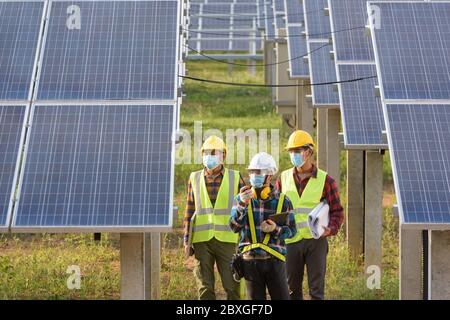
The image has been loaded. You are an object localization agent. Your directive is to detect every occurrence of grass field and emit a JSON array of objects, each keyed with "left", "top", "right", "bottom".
[{"left": 0, "top": 61, "right": 399, "bottom": 300}]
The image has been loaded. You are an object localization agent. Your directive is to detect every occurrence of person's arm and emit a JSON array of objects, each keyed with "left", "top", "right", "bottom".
[
  {"left": 183, "top": 177, "right": 196, "bottom": 246},
  {"left": 275, "top": 178, "right": 282, "bottom": 193},
  {"left": 323, "top": 175, "right": 344, "bottom": 236},
  {"left": 229, "top": 195, "right": 248, "bottom": 233},
  {"left": 238, "top": 173, "right": 246, "bottom": 190},
  {"left": 270, "top": 196, "right": 297, "bottom": 240}
]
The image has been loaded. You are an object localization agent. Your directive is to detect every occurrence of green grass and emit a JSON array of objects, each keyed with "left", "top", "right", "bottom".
[{"left": 0, "top": 61, "right": 399, "bottom": 299}]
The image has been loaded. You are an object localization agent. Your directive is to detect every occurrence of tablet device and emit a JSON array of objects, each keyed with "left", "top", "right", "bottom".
[{"left": 267, "top": 212, "right": 290, "bottom": 226}]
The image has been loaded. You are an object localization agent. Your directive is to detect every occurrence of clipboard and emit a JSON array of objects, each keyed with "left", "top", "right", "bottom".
[{"left": 267, "top": 212, "right": 290, "bottom": 226}]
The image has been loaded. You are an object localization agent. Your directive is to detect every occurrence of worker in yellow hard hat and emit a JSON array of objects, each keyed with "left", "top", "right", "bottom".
[
  {"left": 184, "top": 135, "right": 246, "bottom": 300},
  {"left": 276, "top": 130, "right": 344, "bottom": 300}
]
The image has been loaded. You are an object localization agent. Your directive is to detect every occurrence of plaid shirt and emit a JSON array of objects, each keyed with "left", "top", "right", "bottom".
[
  {"left": 275, "top": 164, "right": 344, "bottom": 236},
  {"left": 229, "top": 187, "right": 297, "bottom": 258},
  {"left": 183, "top": 165, "right": 245, "bottom": 245}
]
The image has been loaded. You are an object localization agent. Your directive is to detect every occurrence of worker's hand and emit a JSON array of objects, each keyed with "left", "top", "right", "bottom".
[
  {"left": 239, "top": 186, "right": 252, "bottom": 205},
  {"left": 261, "top": 219, "right": 277, "bottom": 233},
  {"left": 321, "top": 227, "right": 331, "bottom": 238},
  {"left": 184, "top": 244, "right": 193, "bottom": 258}
]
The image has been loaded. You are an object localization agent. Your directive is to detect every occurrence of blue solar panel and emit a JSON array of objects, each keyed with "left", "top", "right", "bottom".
[
  {"left": 36, "top": 0, "right": 179, "bottom": 101},
  {"left": 309, "top": 42, "right": 339, "bottom": 106},
  {"left": 273, "top": 0, "right": 285, "bottom": 30},
  {"left": 285, "top": 0, "right": 303, "bottom": 25},
  {"left": 385, "top": 104, "right": 450, "bottom": 226},
  {"left": 287, "top": 25, "right": 309, "bottom": 78},
  {"left": 0, "top": 105, "right": 27, "bottom": 231},
  {"left": 304, "top": 0, "right": 330, "bottom": 39},
  {"left": 328, "top": 0, "right": 374, "bottom": 61},
  {"left": 0, "top": 1, "right": 44, "bottom": 100},
  {"left": 13, "top": 104, "right": 174, "bottom": 231},
  {"left": 274, "top": 0, "right": 284, "bottom": 12},
  {"left": 370, "top": 1, "right": 450, "bottom": 100},
  {"left": 265, "top": 2, "right": 276, "bottom": 40},
  {"left": 338, "top": 64, "right": 385, "bottom": 147}
]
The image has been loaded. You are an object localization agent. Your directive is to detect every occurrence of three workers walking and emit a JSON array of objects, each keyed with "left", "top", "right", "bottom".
[{"left": 184, "top": 131, "right": 344, "bottom": 300}]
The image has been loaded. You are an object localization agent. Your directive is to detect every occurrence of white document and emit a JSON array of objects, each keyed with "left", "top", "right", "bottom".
[{"left": 307, "top": 201, "right": 330, "bottom": 239}]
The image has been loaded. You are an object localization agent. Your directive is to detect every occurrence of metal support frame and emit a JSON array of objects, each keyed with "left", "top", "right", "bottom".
[
  {"left": 364, "top": 151, "right": 383, "bottom": 272},
  {"left": 275, "top": 28, "right": 296, "bottom": 109},
  {"left": 346, "top": 150, "right": 364, "bottom": 257},
  {"left": 120, "top": 233, "right": 161, "bottom": 300},
  {"left": 326, "top": 109, "right": 340, "bottom": 188},
  {"left": 317, "top": 108, "right": 327, "bottom": 170},
  {"left": 428, "top": 230, "right": 450, "bottom": 299},
  {"left": 399, "top": 227, "right": 422, "bottom": 300}
]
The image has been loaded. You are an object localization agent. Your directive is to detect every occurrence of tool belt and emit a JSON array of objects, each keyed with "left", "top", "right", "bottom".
[{"left": 230, "top": 252, "right": 245, "bottom": 282}]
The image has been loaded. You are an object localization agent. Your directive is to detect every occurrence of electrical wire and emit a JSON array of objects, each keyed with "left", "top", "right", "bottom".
[
  {"left": 179, "top": 74, "right": 377, "bottom": 88},
  {"left": 185, "top": 42, "right": 329, "bottom": 67}
]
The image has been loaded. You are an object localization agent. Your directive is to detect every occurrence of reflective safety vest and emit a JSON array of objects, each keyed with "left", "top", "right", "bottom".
[
  {"left": 242, "top": 193, "right": 286, "bottom": 262},
  {"left": 281, "top": 168, "right": 327, "bottom": 244},
  {"left": 190, "top": 168, "right": 240, "bottom": 244}
]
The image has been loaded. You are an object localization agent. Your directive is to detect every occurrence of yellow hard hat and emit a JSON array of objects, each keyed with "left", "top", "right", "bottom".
[
  {"left": 285, "top": 130, "right": 315, "bottom": 150},
  {"left": 201, "top": 135, "right": 227, "bottom": 153}
]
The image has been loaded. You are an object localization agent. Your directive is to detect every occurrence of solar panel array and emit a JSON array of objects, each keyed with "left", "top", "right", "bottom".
[
  {"left": 188, "top": 1, "right": 263, "bottom": 52},
  {"left": 286, "top": 25, "right": 309, "bottom": 79},
  {"left": 303, "top": 0, "right": 339, "bottom": 106},
  {"left": 0, "top": 0, "right": 183, "bottom": 233},
  {"left": 328, "top": 0, "right": 386, "bottom": 148},
  {"left": 283, "top": 0, "right": 308, "bottom": 79},
  {"left": 0, "top": 0, "right": 46, "bottom": 231},
  {"left": 369, "top": 1, "right": 450, "bottom": 227}
]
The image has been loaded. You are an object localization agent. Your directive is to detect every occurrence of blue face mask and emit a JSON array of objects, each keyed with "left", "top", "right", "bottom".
[
  {"left": 290, "top": 152, "right": 304, "bottom": 168},
  {"left": 203, "top": 154, "right": 220, "bottom": 170},
  {"left": 250, "top": 174, "right": 266, "bottom": 188}
]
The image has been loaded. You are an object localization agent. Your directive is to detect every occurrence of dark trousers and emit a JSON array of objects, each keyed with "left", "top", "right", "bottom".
[
  {"left": 193, "top": 238, "right": 240, "bottom": 300},
  {"left": 286, "top": 238, "right": 328, "bottom": 300},
  {"left": 242, "top": 258, "right": 290, "bottom": 300}
]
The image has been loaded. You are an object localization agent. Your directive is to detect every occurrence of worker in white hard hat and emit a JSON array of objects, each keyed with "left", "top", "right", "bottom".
[
  {"left": 229, "top": 152, "right": 297, "bottom": 300},
  {"left": 183, "top": 135, "right": 246, "bottom": 300},
  {"left": 276, "top": 130, "right": 344, "bottom": 300}
]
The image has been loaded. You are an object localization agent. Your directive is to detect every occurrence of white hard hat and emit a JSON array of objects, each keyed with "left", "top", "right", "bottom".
[{"left": 247, "top": 152, "right": 278, "bottom": 175}]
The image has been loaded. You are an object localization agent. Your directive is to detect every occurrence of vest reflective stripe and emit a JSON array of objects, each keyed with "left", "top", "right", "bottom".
[
  {"left": 190, "top": 168, "right": 240, "bottom": 244},
  {"left": 193, "top": 224, "right": 233, "bottom": 233},
  {"left": 242, "top": 194, "right": 286, "bottom": 262},
  {"left": 281, "top": 168, "right": 327, "bottom": 244}
]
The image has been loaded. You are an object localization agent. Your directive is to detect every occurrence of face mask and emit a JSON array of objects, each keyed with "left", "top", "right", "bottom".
[
  {"left": 290, "top": 152, "right": 305, "bottom": 168},
  {"left": 249, "top": 174, "right": 266, "bottom": 188},
  {"left": 203, "top": 155, "right": 220, "bottom": 170}
]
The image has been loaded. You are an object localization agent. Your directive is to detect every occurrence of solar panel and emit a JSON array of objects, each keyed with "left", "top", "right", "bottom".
[
  {"left": 309, "top": 42, "right": 339, "bottom": 106},
  {"left": 0, "top": 0, "right": 45, "bottom": 101},
  {"left": 36, "top": 0, "right": 180, "bottom": 101},
  {"left": 304, "top": 0, "right": 330, "bottom": 40},
  {"left": 13, "top": 103, "right": 175, "bottom": 232},
  {"left": 287, "top": 25, "right": 309, "bottom": 78},
  {"left": 273, "top": 0, "right": 285, "bottom": 30},
  {"left": 338, "top": 64, "right": 385, "bottom": 147},
  {"left": 265, "top": 2, "right": 276, "bottom": 40},
  {"left": 285, "top": 0, "right": 303, "bottom": 25},
  {"left": 385, "top": 103, "right": 450, "bottom": 226},
  {"left": 328, "top": 0, "right": 374, "bottom": 62},
  {"left": 0, "top": 105, "right": 27, "bottom": 231},
  {"left": 369, "top": 1, "right": 450, "bottom": 100}
]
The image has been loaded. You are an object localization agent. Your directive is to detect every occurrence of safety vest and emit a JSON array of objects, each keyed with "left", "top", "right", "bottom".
[
  {"left": 241, "top": 193, "right": 286, "bottom": 262},
  {"left": 281, "top": 168, "right": 327, "bottom": 244},
  {"left": 190, "top": 168, "right": 240, "bottom": 244}
]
